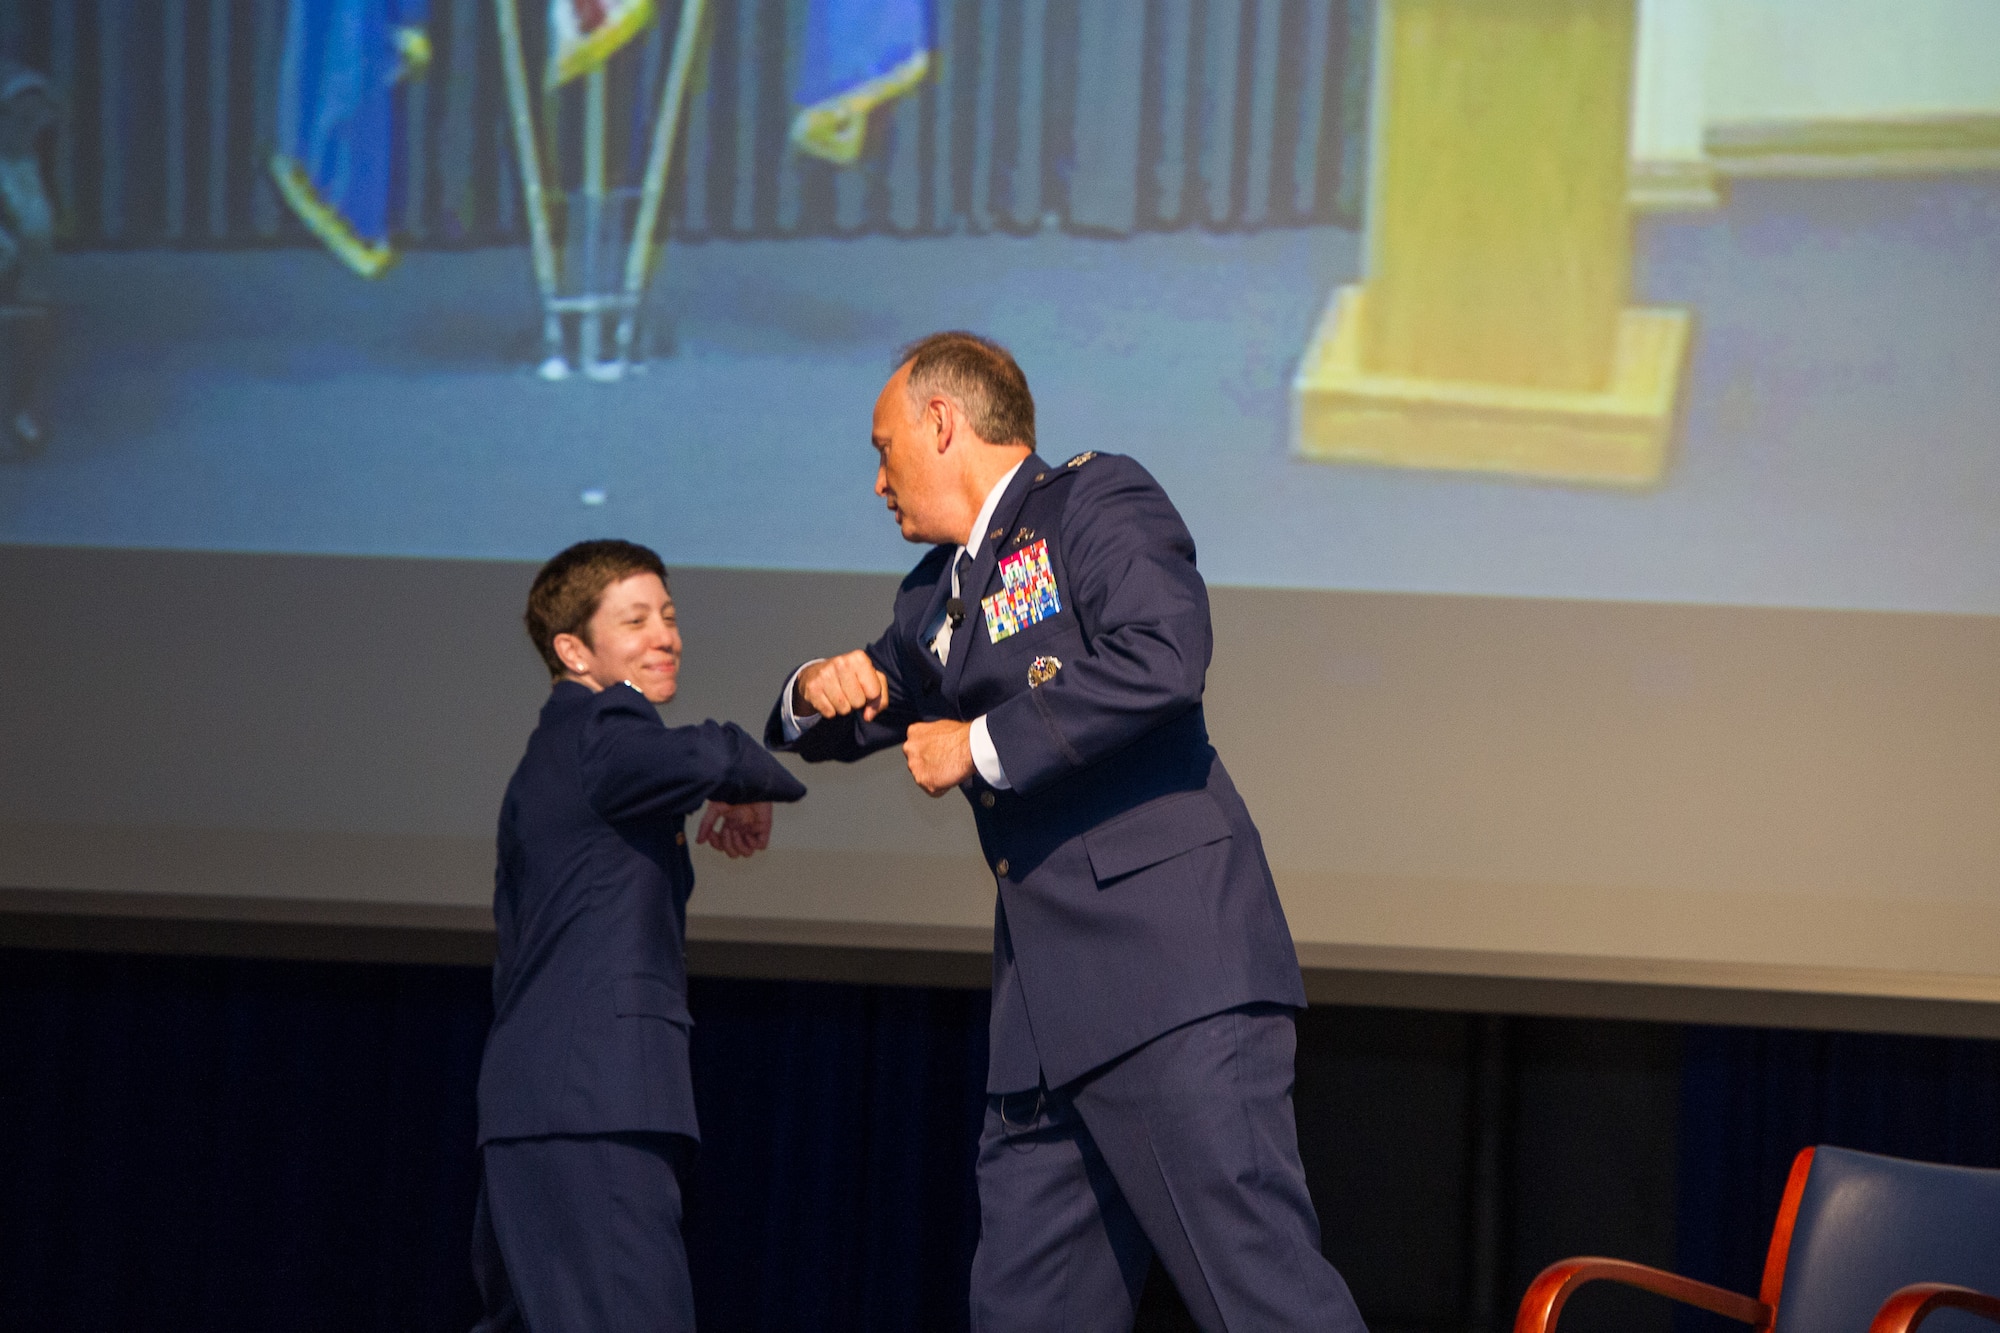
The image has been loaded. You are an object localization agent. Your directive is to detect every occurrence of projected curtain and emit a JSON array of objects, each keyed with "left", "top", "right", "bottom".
[{"left": 0, "top": 0, "right": 1372, "bottom": 248}]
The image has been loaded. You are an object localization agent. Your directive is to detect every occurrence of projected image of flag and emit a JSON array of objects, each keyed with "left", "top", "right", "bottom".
[
  {"left": 547, "top": 0, "right": 656, "bottom": 89},
  {"left": 270, "top": 0, "right": 430, "bottom": 278},
  {"left": 791, "top": 0, "right": 929, "bottom": 165}
]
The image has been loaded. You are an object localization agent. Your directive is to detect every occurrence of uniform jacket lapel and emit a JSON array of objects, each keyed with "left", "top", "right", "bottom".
[
  {"left": 912, "top": 547, "right": 956, "bottom": 683},
  {"left": 943, "top": 454, "right": 1047, "bottom": 704}
]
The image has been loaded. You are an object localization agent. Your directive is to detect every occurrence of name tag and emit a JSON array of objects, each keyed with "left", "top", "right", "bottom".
[{"left": 983, "top": 539, "right": 1062, "bottom": 644}]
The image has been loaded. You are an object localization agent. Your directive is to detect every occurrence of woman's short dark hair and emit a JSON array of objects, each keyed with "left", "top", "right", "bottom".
[
  {"left": 896, "top": 331, "right": 1035, "bottom": 450},
  {"left": 525, "top": 539, "right": 668, "bottom": 678}
]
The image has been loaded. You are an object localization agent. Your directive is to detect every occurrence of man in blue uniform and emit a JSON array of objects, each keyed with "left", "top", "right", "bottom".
[
  {"left": 473, "top": 539, "right": 807, "bottom": 1333},
  {"left": 767, "top": 333, "right": 1367, "bottom": 1332}
]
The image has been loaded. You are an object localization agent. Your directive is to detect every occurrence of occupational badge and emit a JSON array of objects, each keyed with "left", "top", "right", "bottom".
[
  {"left": 982, "top": 538, "right": 1062, "bottom": 644},
  {"left": 1027, "top": 655, "right": 1062, "bottom": 687}
]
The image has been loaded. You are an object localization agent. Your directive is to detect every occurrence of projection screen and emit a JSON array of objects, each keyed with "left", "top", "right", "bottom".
[{"left": 1, "top": 0, "right": 1997, "bottom": 1035}]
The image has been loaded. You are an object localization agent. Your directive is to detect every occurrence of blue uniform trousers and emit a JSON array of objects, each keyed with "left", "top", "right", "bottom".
[
  {"left": 970, "top": 1004, "right": 1367, "bottom": 1333},
  {"left": 471, "top": 1132, "right": 695, "bottom": 1333}
]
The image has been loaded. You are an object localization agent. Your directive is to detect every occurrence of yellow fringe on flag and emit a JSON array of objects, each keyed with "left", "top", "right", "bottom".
[
  {"left": 394, "top": 26, "right": 433, "bottom": 81},
  {"left": 269, "top": 154, "right": 397, "bottom": 279},
  {"left": 547, "top": 0, "right": 656, "bottom": 89},
  {"left": 789, "top": 49, "right": 929, "bottom": 166}
]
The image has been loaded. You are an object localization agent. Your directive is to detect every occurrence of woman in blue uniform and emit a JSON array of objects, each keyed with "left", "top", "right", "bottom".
[{"left": 472, "top": 539, "right": 806, "bottom": 1333}]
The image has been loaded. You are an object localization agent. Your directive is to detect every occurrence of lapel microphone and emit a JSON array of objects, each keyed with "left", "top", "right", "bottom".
[{"left": 946, "top": 548, "right": 969, "bottom": 629}]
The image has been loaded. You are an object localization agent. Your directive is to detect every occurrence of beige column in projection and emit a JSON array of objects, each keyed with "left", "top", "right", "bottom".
[{"left": 1295, "top": 0, "right": 1691, "bottom": 486}]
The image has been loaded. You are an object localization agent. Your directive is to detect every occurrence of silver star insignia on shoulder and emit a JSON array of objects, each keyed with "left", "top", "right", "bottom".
[{"left": 1064, "top": 451, "right": 1098, "bottom": 468}]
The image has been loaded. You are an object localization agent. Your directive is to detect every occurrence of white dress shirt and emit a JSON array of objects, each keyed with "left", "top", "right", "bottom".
[{"left": 781, "top": 461, "right": 1024, "bottom": 789}]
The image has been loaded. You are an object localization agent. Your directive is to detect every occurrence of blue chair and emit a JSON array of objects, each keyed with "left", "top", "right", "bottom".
[{"left": 1515, "top": 1146, "right": 2000, "bottom": 1333}]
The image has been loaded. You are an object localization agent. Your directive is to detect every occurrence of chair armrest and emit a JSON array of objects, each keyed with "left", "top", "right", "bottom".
[
  {"left": 1516, "top": 1258, "right": 1772, "bottom": 1333},
  {"left": 1870, "top": 1284, "right": 2000, "bottom": 1333}
]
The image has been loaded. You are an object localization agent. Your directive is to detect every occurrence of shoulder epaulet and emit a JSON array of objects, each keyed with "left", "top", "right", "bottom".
[{"left": 1025, "top": 451, "right": 1102, "bottom": 491}]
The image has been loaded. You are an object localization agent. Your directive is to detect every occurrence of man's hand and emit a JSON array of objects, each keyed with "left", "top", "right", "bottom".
[
  {"left": 696, "top": 801, "right": 773, "bottom": 858},
  {"left": 904, "top": 719, "right": 975, "bottom": 796},
  {"left": 794, "top": 650, "right": 891, "bottom": 722}
]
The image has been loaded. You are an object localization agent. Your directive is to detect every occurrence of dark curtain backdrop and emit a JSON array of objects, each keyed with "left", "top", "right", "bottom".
[
  {"left": 1674, "top": 1026, "right": 2000, "bottom": 1333},
  {"left": 0, "top": 949, "right": 989, "bottom": 1333},
  {"left": 6, "top": 947, "right": 2000, "bottom": 1333},
  {"left": 0, "top": 949, "right": 493, "bottom": 1333}
]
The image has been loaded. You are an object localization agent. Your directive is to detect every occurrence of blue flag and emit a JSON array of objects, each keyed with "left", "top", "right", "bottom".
[
  {"left": 791, "top": 0, "right": 929, "bottom": 166},
  {"left": 271, "top": 0, "right": 430, "bottom": 278}
]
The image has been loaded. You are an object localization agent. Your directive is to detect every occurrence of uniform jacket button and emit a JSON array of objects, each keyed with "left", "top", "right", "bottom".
[
  {"left": 980, "top": 791, "right": 996, "bottom": 808},
  {"left": 675, "top": 831, "right": 687, "bottom": 846},
  {"left": 996, "top": 858, "right": 1010, "bottom": 877}
]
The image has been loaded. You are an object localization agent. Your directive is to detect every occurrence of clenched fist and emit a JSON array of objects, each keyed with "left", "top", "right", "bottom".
[
  {"left": 696, "top": 800, "right": 773, "bottom": 858},
  {"left": 904, "top": 718, "right": 975, "bottom": 796},
  {"left": 794, "top": 650, "right": 890, "bottom": 722}
]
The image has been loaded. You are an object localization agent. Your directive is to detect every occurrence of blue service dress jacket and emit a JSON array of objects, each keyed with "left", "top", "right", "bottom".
[
  {"left": 478, "top": 681, "right": 807, "bottom": 1145},
  {"left": 767, "top": 452, "right": 1306, "bottom": 1093}
]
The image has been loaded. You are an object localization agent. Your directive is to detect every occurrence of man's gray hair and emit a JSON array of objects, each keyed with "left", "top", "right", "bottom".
[{"left": 896, "top": 330, "right": 1036, "bottom": 450}]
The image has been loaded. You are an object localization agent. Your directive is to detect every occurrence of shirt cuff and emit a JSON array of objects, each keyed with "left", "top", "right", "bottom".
[
  {"left": 779, "top": 660, "right": 825, "bottom": 742},
  {"left": 970, "top": 715, "right": 1012, "bottom": 790}
]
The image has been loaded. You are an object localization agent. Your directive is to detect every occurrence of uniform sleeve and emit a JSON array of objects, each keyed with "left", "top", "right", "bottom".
[
  {"left": 584, "top": 691, "right": 807, "bottom": 824},
  {"left": 979, "top": 458, "right": 1212, "bottom": 795},
  {"left": 763, "top": 621, "right": 932, "bottom": 764}
]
